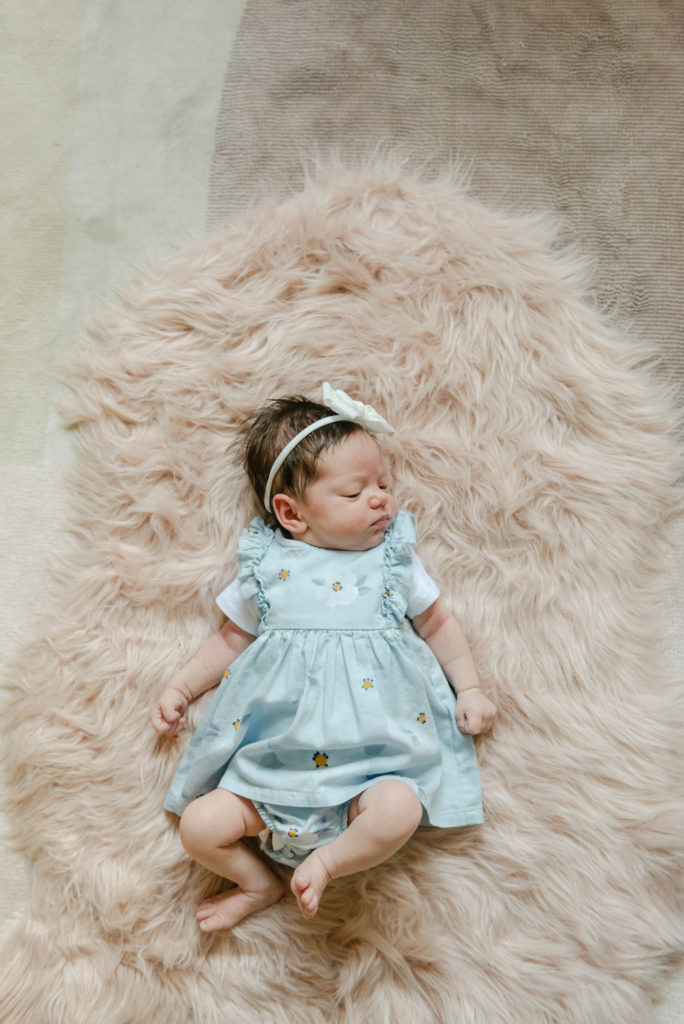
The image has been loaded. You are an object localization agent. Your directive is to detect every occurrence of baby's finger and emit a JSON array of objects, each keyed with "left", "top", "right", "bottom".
[
  {"left": 465, "top": 711, "right": 484, "bottom": 735},
  {"left": 150, "top": 707, "right": 168, "bottom": 732},
  {"left": 151, "top": 707, "right": 182, "bottom": 735},
  {"left": 455, "top": 708, "right": 471, "bottom": 734}
]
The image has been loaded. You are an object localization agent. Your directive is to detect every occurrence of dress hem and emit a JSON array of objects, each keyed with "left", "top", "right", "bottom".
[{"left": 163, "top": 780, "right": 483, "bottom": 830}]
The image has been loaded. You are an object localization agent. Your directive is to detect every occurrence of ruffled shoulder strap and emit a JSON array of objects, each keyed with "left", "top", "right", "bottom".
[
  {"left": 381, "top": 510, "right": 417, "bottom": 622},
  {"left": 236, "top": 517, "right": 274, "bottom": 623},
  {"left": 389, "top": 509, "right": 417, "bottom": 547}
]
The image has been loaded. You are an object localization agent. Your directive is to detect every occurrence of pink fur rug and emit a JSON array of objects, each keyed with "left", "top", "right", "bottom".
[{"left": 2, "top": 162, "right": 682, "bottom": 1023}]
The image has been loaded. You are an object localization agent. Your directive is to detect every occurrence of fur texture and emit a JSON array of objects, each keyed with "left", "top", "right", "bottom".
[{"left": 1, "top": 162, "right": 682, "bottom": 1023}]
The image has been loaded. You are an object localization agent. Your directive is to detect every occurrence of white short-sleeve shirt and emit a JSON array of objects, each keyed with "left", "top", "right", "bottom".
[{"left": 216, "top": 548, "right": 439, "bottom": 636}]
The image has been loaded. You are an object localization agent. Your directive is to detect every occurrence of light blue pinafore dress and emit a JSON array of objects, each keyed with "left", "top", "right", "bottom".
[{"left": 164, "top": 511, "right": 483, "bottom": 829}]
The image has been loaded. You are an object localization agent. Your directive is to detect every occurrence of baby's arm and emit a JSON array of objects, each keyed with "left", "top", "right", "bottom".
[
  {"left": 150, "top": 619, "right": 254, "bottom": 739},
  {"left": 412, "top": 598, "right": 497, "bottom": 735}
]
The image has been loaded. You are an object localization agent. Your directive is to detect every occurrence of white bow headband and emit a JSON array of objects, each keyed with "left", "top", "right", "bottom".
[{"left": 263, "top": 382, "right": 394, "bottom": 512}]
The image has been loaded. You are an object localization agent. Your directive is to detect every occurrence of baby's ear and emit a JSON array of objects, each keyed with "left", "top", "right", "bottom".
[{"left": 271, "top": 493, "right": 308, "bottom": 535}]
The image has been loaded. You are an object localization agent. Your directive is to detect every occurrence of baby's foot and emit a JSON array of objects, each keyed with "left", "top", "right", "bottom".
[
  {"left": 196, "top": 876, "right": 284, "bottom": 932},
  {"left": 291, "top": 849, "right": 332, "bottom": 919}
]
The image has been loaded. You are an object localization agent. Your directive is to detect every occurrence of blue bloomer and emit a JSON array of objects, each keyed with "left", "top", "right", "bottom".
[{"left": 254, "top": 800, "right": 352, "bottom": 867}]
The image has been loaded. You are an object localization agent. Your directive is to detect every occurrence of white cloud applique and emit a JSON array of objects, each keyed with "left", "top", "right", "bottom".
[{"left": 310, "top": 573, "right": 372, "bottom": 607}]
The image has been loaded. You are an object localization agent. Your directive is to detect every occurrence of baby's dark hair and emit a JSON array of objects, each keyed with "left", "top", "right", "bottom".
[{"left": 240, "top": 395, "right": 361, "bottom": 525}]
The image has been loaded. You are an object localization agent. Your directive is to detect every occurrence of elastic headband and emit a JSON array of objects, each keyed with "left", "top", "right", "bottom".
[{"left": 262, "top": 383, "right": 393, "bottom": 512}]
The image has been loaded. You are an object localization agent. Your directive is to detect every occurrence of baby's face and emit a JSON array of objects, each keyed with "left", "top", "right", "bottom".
[{"left": 294, "top": 431, "right": 397, "bottom": 551}]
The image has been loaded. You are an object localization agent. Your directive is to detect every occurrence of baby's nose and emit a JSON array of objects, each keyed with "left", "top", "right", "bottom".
[{"left": 369, "top": 490, "right": 386, "bottom": 508}]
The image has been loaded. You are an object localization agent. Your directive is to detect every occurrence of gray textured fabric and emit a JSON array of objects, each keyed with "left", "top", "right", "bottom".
[{"left": 208, "top": 0, "right": 684, "bottom": 388}]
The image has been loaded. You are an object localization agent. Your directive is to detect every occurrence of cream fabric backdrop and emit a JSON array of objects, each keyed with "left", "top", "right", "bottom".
[
  {"left": 2, "top": 1, "right": 682, "bottom": 1019},
  {"left": 1, "top": 0, "right": 246, "bottom": 957}
]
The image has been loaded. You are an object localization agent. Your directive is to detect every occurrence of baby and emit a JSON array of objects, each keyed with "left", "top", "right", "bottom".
[{"left": 151, "top": 384, "right": 497, "bottom": 931}]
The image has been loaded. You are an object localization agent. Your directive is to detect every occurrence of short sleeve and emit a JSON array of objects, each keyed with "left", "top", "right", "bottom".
[
  {"left": 215, "top": 578, "right": 260, "bottom": 636},
  {"left": 406, "top": 550, "right": 440, "bottom": 618}
]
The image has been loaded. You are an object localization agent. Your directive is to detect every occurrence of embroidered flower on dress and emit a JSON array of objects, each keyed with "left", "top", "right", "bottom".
[
  {"left": 232, "top": 719, "right": 240, "bottom": 730},
  {"left": 312, "top": 751, "right": 329, "bottom": 767},
  {"left": 417, "top": 712, "right": 427, "bottom": 724},
  {"left": 361, "top": 677, "right": 374, "bottom": 690},
  {"left": 278, "top": 569, "right": 290, "bottom": 581}
]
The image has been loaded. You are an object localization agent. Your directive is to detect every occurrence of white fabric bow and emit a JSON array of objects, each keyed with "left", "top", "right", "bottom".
[{"left": 321, "top": 382, "right": 394, "bottom": 434}]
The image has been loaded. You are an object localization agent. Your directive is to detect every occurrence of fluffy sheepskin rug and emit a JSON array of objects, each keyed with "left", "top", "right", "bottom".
[{"left": 2, "top": 162, "right": 683, "bottom": 1023}]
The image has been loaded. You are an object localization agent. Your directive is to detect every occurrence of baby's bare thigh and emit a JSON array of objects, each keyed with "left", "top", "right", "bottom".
[{"left": 180, "top": 789, "right": 266, "bottom": 848}]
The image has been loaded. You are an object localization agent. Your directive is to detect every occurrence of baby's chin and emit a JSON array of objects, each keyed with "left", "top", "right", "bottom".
[{"left": 354, "top": 520, "right": 394, "bottom": 551}]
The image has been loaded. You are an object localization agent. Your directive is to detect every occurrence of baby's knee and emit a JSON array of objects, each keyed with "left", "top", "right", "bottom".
[
  {"left": 392, "top": 785, "right": 423, "bottom": 835},
  {"left": 179, "top": 790, "right": 243, "bottom": 857},
  {"left": 179, "top": 801, "right": 210, "bottom": 858},
  {"left": 371, "top": 780, "right": 423, "bottom": 837}
]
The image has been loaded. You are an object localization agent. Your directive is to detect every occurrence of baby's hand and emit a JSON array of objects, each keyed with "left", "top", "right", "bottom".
[
  {"left": 150, "top": 687, "right": 189, "bottom": 740},
  {"left": 455, "top": 688, "right": 497, "bottom": 735}
]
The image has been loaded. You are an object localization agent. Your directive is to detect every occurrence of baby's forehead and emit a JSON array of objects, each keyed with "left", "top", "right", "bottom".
[{"left": 317, "top": 432, "right": 387, "bottom": 475}]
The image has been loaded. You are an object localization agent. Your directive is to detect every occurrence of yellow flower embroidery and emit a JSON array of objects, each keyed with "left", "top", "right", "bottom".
[
  {"left": 232, "top": 719, "right": 240, "bottom": 730},
  {"left": 361, "top": 677, "right": 374, "bottom": 690},
  {"left": 222, "top": 668, "right": 231, "bottom": 680},
  {"left": 288, "top": 827, "right": 299, "bottom": 838},
  {"left": 385, "top": 589, "right": 392, "bottom": 597},
  {"left": 416, "top": 712, "right": 427, "bottom": 724},
  {"left": 332, "top": 581, "right": 343, "bottom": 592},
  {"left": 279, "top": 569, "right": 290, "bottom": 581},
  {"left": 312, "top": 751, "right": 329, "bottom": 768}
]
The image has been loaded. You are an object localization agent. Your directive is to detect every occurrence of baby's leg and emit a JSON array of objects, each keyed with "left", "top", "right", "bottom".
[
  {"left": 291, "top": 780, "right": 422, "bottom": 918},
  {"left": 179, "top": 789, "right": 283, "bottom": 931}
]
